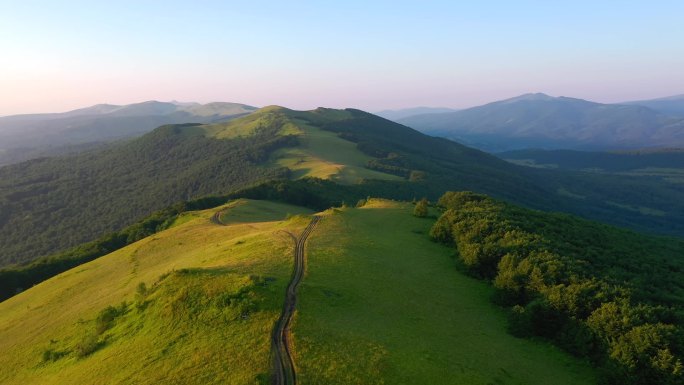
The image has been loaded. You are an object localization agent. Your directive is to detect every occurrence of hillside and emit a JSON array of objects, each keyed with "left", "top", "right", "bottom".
[
  {"left": 625, "top": 94, "right": 684, "bottom": 117},
  {"left": 0, "top": 200, "right": 313, "bottom": 384},
  {"left": 0, "top": 199, "right": 597, "bottom": 385},
  {"left": 0, "top": 101, "right": 256, "bottom": 166},
  {"left": 2, "top": 106, "right": 683, "bottom": 269},
  {"left": 0, "top": 119, "right": 293, "bottom": 267},
  {"left": 399, "top": 93, "right": 684, "bottom": 151},
  {"left": 0, "top": 105, "right": 535, "bottom": 267}
]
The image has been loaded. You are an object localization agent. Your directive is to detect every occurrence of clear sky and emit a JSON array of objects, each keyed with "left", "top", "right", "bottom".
[{"left": 1, "top": 0, "right": 683, "bottom": 115}]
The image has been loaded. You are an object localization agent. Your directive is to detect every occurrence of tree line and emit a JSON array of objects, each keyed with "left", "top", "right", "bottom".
[{"left": 430, "top": 191, "right": 684, "bottom": 384}]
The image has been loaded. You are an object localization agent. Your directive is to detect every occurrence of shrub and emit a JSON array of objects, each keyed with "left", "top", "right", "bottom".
[
  {"left": 75, "top": 334, "right": 100, "bottom": 358},
  {"left": 413, "top": 198, "right": 428, "bottom": 217}
]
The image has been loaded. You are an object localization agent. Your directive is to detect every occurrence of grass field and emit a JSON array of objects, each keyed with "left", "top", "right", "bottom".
[
  {"left": 268, "top": 118, "right": 402, "bottom": 184},
  {"left": 0, "top": 198, "right": 597, "bottom": 384},
  {"left": 0, "top": 200, "right": 312, "bottom": 385},
  {"left": 217, "top": 199, "right": 314, "bottom": 224},
  {"left": 199, "top": 107, "right": 402, "bottom": 184},
  {"left": 293, "top": 199, "right": 597, "bottom": 384}
]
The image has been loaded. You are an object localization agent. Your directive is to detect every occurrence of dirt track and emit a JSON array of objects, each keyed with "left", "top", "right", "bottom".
[{"left": 271, "top": 216, "right": 320, "bottom": 385}]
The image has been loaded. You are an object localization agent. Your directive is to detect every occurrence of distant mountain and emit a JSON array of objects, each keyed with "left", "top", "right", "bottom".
[
  {"left": 0, "top": 101, "right": 257, "bottom": 165},
  {"left": 375, "top": 107, "right": 458, "bottom": 121},
  {"left": 624, "top": 94, "right": 684, "bottom": 117},
  {"left": 399, "top": 93, "right": 684, "bottom": 152}
]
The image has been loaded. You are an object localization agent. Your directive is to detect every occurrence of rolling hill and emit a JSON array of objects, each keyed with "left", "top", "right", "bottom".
[
  {"left": 3, "top": 194, "right": 683, "bottom": 384},
  {"left": 1, "top": 106, "right": 683, "bottom": 271},
  {"left": 624, "top": 94, "right": 684, "bottom": 117},
  {"left": 0, "top": 198, "right": 598, "bottom": 385},
  {"left": 398, "top": 93, "right": 684, "bottom": 152},
  {"left": 0, "top": 101, "right": 256, "bottom": 166}
]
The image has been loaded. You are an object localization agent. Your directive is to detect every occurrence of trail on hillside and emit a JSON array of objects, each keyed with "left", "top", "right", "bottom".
[
  {"left": 271, "top": 216, "right": 320, "bottom": 385},
  {"left": 210, "top": 209, "right": 226, "bottom": 225}
]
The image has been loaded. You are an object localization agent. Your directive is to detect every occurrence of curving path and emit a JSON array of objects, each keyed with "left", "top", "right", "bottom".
[{"left": 271, "top": 216, "right": 320, "bottom": 385}]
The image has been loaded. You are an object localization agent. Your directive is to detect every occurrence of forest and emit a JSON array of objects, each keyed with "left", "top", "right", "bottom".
[
  {"left": 431, "top": 191, "right": 684, "bottom": 385},
  {"left": 0, "top": 123, "right": 294, "bottom": 267}
]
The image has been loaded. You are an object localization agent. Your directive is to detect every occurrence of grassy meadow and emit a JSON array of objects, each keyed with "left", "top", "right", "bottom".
[
  {"left": 267, "top": 118, "right": 403, "bottom": 184},
  {"left": 294, "top": 199, "right": 596, "bottom": 384},
  {"left": 0, "top": 199, "right": 312, "bottom": 385},
  {"left": 0, "top": 197, "right": 598, "bottom": 384}
]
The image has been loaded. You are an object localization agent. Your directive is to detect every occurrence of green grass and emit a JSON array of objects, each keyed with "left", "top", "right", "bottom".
[
  {"left": 218, "top": 198, "right": 315, "bottom": 224},
  {"left": 0, "top": 198, "right": 598, "bottom": 384},
  {"left": 199, "top": 107, "right": 402, "bottom": 184},
  {"left": 268, "top": 119, "right": 403, "bottom": 184},
  {"left": 293, "top": 199, "right": 596, "bottom": 384},
  {"left": 0, "top": 200, "right": 314, "bottom": 385},
  {"left": 200, "top": 107, "right": 299, "bottom": 139}
]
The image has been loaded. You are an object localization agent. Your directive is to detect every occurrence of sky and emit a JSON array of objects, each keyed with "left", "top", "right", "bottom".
[{"left": 1, "top": 0, "right": 683, "bottom": 115}]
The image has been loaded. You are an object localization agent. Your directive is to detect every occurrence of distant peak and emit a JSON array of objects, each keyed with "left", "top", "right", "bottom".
[{"left": 502, "top": 93, "right": 556, "bottom": 103}]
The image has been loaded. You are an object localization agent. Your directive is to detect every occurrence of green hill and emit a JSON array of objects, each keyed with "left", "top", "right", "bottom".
[
  {"left": 1, "top": 106, "right": 683, "bottom": 271},
  {"left": 0, "top": 200, "right": 312, "bottom": 384},
  {"left": 0, "top": 199, "right": 597, "bottom": 385}
]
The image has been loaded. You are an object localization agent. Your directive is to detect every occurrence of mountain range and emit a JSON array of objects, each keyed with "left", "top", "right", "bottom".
[
  {"left": 0, "top": 101, "right": 256, "bottom": 165},
  {"left": 397, "top": 93, "right": 684, "bottom": 152}
]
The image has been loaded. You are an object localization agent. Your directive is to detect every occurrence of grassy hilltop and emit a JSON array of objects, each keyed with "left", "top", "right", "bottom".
[{"left": 0, "top": 199, "right": 596, "bottom": 385}]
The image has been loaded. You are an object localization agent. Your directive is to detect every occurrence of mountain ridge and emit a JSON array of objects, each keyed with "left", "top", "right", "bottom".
[
  {"left": 0, "top": 101, "right": 258, "bottom": 166},
  {"left": 398, "top": 93, "right": 684, "bottom": 151}
]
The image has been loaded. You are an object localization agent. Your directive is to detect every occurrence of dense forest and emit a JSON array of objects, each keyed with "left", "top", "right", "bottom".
[
  {"left": 431, "top": 191, "right": 684, "bottom": 385},
  {"left": 0, "top": 123, "right": 292, "bottom": 266}
]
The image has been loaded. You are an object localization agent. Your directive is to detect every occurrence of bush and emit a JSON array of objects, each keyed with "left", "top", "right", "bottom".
[
  {"left": 75, "top": 334, "right": 100, "bottom": 358},
  {"left": 41, "top": 348, "right": 67, "bottom": 362},
  {"left": 413, "top": 198, "right": 428, "bottom": 217},
  {"left": 95, "top": 302, "right": 127, "bottom": 334}
]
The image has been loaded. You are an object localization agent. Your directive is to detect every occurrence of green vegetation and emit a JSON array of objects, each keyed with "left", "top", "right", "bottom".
[
  {"left": 270, "top": 121, "right": 402, "bottom": 183},
  {"left": 0, "top": 199, "right": 313, "bottom": 385},
  {"left": 217, "top": 199, "right": 314, "bottom": 224},
  {"left": 431, "top": 191, "right": 684, "bottom": 384},
  {"left": 413, "top": 197, "right": 429, "bottom": 217},
  {"left": 0, "top": 122, "right": 294, "bottom": 267},
  {"left": 294, "top": 199, "right": 596, "bottom": 384},
  {"left": 2, "top": 106, "right": 683, "bottom": 278}
]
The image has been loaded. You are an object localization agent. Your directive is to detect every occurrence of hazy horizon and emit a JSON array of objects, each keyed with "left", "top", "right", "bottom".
[{"left": 1, "top": 1, "right": 683, "bottom": 116}]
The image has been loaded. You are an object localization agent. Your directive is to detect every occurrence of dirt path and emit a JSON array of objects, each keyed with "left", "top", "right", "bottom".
[
  {"left": 210, "top": 209, "right": 226, "bottom": 225},
  {"left": 271, "top": 216, "right": 320, "bottom": 385}
]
